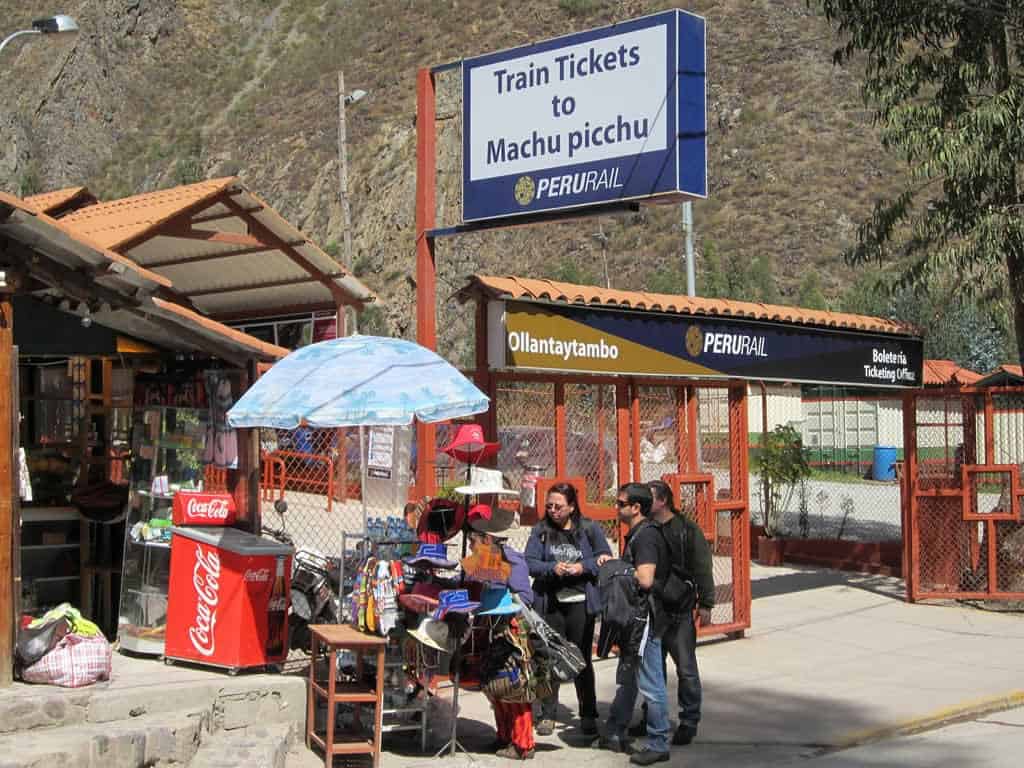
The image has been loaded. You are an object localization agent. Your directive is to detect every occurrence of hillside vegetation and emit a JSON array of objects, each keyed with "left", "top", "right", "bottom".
[{"left": 0, "top": 0, "right": 915, "bottom": 364}]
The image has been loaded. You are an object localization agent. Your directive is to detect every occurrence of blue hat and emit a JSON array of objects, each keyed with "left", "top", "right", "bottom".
[
  {"left": 403, "top": 542, "right": 458, "bottom": 569},
  {"left": 432, "top": 589, "right": 481, "bottom": 619},
  {"left": 477, "top": 585, "right": 521, "bottom": 616}
]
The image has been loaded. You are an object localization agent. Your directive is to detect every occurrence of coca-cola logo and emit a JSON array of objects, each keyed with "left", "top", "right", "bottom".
[
  {"left": 244, "top": 568, "right": 271, "bottom": 583},
  {"left": 188, "top": 545, "right": 221, "bottom": 657},
  {"left": 185, "top": 496, "right": 231, "bottom": 520}
]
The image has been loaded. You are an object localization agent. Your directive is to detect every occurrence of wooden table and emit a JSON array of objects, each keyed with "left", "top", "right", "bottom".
[{"left": 307, "top": 624, "right": 387, "bottom": 768}]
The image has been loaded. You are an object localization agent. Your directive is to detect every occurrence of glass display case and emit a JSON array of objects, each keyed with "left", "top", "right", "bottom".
[{"left": 117, "top": 406, "right": 208, "bottom": 655}]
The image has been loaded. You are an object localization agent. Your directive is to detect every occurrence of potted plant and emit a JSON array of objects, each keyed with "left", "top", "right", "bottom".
[{"left": 753, "top": 425, "right": 811, "bottom": 565}]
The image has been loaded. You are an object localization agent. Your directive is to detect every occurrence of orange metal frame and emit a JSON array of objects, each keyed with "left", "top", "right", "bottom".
[
  {"left": 903, "top": 388, "right": 1024, "bottom": 602},
  {"left": 263, "top": 450, "right": 336, "bottom": 514},
  {"left": 413, "top": 68, "right": 751, "bottom": 638}
]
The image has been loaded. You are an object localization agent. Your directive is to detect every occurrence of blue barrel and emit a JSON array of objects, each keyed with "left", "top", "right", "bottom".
[{"left": 872, "top": 446, "right": 898, "bottom": 481}]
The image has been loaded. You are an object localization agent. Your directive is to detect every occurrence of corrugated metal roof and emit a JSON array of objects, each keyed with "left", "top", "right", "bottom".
[
  {"left": 57, "top": 178, "right": 375, "bottom": 318},
  {"left": 922, "top": 359, "right": 983, "bottom": 387},
  {"left": 461, "top": 275, "right": 919, "bottom": 335}
]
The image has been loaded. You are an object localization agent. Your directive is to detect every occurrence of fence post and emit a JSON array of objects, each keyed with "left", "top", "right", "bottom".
[{"left": 414, "top": 67, "right": 437, "bottom": 497}]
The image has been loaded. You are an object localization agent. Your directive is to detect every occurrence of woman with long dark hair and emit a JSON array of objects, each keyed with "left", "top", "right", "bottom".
[{"left": 524, "top": 481, "right": 613, "bottom": 737}]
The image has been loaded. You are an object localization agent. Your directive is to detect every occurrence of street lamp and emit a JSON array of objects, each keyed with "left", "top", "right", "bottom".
[{"left": 0, "top": 14, "right": 80, "bottom": 56}]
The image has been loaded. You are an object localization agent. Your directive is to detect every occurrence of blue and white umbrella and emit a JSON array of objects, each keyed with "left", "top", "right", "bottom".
[
  {"left": 227, "top": 335, "right": 489, "bottom": 429},
  {"left": 227, "top": 335, "right": 490, "bottom": 542}
]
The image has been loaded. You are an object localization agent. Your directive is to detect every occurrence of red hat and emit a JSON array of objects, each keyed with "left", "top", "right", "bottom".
[
  {"left": 442, "top": 424, "right": 499, "bottom": 464},
  {"left": 467, "top": 503, "right": 492, "bottom": 525},
  {"left": 416, "top": 498, "right": 466, "bottom": 543}
]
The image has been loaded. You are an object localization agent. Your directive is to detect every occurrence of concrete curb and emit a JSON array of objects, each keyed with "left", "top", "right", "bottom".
[{"left": 831, "top": 690, "right": 1024, "bottom": 750}]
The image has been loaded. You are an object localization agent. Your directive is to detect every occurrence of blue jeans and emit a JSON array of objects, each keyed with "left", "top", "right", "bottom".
[{"left": 607, "top": 633, "right": 670, "bottom": 753}]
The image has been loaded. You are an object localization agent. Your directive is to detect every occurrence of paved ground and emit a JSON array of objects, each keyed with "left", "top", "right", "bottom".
[
  {"left": 378, "top": 562, "right": 1024, "bottom": 768},
  {"left": 784, "top": 706, "right": 1024, "bottom": 767}
]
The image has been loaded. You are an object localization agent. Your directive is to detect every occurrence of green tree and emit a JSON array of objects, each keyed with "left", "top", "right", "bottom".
[
  {"left": 544, "top": 256, "right": 595, "bottom": 286},
  {"left": 723, "top": 249, "right": 755, "bottom": 301},
  {"left": 797, "top": 271, "right": 827, "bottom": 310},
  {"left": 817, "top": 0, "right": 1024, "bottom": 365},
  {"left": 646, "top": 265, "right": 688, "bottom": 295},
  {"left": 701, "top": 239, "right": 728, "bottom": 298},
  {"left": 750, "top": 254, "right": 780, "bottom": 304}
]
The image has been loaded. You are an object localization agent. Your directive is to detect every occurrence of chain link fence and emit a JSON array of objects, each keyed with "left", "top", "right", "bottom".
[{"left": 908, "top": 389, "right": 1024, "bottom": 600}]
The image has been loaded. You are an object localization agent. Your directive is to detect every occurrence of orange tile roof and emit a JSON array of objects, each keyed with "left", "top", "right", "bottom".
[
  {"left": 462, "top": 275, "right": 919, "bottom": 335},
  {"left": 25, "top": 186, "right": 93, "bottom": 215},
  {"left": 0, "top": 190, "right": 171, "bottom": 288},
  {"left": 922, "top": 359, "right": 983, "bottom": 387},
  {"left": 59, "top": 177, "right": 234, "bottom": 249}
]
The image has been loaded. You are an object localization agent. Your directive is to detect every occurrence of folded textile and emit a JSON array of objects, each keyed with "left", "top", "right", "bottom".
[{"left": 29, "top": 603, "right": 100, "bottom": 638}]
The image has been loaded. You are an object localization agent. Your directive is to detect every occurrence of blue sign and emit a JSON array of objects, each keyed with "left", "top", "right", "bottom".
[{"left": 462, "top": 10, "right": 706, "bottom": 223}]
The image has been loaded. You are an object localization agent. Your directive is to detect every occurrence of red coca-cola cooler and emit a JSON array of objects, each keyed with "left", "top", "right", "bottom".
[
  {"left": 172, "top": 491, "right": 237, "bottom": 526},
  {"left": 165, "top": 526, "right": 293, "bottom": 673}
]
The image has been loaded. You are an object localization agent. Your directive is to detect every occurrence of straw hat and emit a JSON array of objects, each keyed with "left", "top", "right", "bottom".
[
  {"left": 407, "top": 616, "right": 452, "bottom": 653},
  {"left": 454, "top": 466, "right": 519, "bottom": 497}
]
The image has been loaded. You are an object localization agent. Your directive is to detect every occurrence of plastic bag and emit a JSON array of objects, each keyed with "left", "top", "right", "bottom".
[
  {"left": 20, "top": 633, "right": 112, "bottom": 688},
  {"left": 15, "top": 617, "right": 71, "bottom": 668}
]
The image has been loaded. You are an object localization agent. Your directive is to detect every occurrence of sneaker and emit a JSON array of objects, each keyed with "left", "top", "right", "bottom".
[
  {"left": 629, "top": 750, "right": 670, "bottom": 766},
  {"left": 599, "top": 735, "right": 631, "bottom": 754},
  {"left": 672, "top": 725, "right": 697, "bottom": 746},
  {"left": 534, "top": 718, "right": 555, "bottom": 736},
  {"left": 581, "top": 717, "right": 598, "bottom": 736}
]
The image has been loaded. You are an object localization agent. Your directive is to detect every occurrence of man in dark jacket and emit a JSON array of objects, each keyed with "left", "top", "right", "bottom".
[
  {"left": 600, "top": 483, "right": 671, "bottom": 766},
  {"left": 641, "top": 479, "right": 715, "bottom": 747}
]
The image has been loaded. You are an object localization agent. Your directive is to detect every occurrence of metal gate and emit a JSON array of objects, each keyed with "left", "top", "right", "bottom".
[
  {"left": 493, "top": 374, "right": 751, "bottom": 638},
  {"left": 903, "top": 388, "right": 1024, "bottom": 601}
]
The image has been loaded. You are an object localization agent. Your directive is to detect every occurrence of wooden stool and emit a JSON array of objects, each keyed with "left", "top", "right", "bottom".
[{"left": 308, "top": 624, "right": 387, "bottom": 768}]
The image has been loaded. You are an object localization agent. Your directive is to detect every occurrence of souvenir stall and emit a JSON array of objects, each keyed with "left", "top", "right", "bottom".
[{"left": 225, "top": 334, "right": 492, "bottom": 762}]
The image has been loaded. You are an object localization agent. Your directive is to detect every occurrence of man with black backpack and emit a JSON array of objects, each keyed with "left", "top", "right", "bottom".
[
  {"left": 636, "top": 479, "right": 715, "bottom": 747},
  {"left": 599, "top": 483, "right": 672, "bottom": 766}
]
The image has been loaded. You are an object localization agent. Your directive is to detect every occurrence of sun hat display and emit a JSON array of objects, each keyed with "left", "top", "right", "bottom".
[
  {"left": 477, "top": 585, "right": 522, "bottom": 616},
  {"left": 432, "top": 589, "right": 481, "bottom": 620},
  {"left": 407, "top": 616, "right": 452, "bottom": 652},
  {"left": 402, "top": 542, "right": 458, "bottom": 569},
  {"left": 442, "top": 423, "right": 500, "bottom": 464},
  {"left": 416, "top": 498, "right": 465, "bottom": 543},
  {"left": 468, "top": 504, "right": 518, "bottom": 538},
  {"left": 454, "top": 466, "right": 519, "bottom": 497},
  {"left": 398, "top": 592, "right": 440, "bottom": 615}
]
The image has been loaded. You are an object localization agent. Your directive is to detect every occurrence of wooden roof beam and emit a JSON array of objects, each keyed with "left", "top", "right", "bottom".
[
  {"left": 12, "top": 246, "right": 140, "bottom": 310},
  {"left": 160, "top": 226, "right": 271, "bottom": 250},
  {"left": 190, "top": 205, "right": 263, "bottom": 225},
  {"left": 112, "top": 186, "right": 242, "bottom": 253},
  {"left": 142, "top": 245, "right": 280, "bottom": 270},
  {"left": 184, "top": 276, "right": 325, "bottom": 298},
  {"left": 219, "top": 196, "right": 350, "bottom": 306}
]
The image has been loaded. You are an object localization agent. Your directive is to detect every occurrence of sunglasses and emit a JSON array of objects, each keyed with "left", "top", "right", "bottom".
[{"left": 615, "top": 499, "right": 633, "bottom": 508}]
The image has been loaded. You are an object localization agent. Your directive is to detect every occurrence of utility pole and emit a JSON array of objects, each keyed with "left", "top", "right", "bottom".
[
  {"left": 338, "top": 70, "right": 356, "bottom": 335},
  {"left": 683, "top": 201, "right": 695, "bottom": 297}
]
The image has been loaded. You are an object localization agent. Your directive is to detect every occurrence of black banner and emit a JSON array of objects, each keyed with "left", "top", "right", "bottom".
[{"left": 497, "top": 301, "right": 924, "bottom": 388}]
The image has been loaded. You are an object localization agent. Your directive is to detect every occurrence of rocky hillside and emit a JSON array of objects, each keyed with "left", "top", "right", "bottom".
[{"left": 0, "top": 0, "right": 909, "bottom": 364}]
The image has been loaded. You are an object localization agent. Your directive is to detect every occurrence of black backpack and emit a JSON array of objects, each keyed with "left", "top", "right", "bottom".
[{"left": 657, "top": 517, "right": 696, "bottom": 613}]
